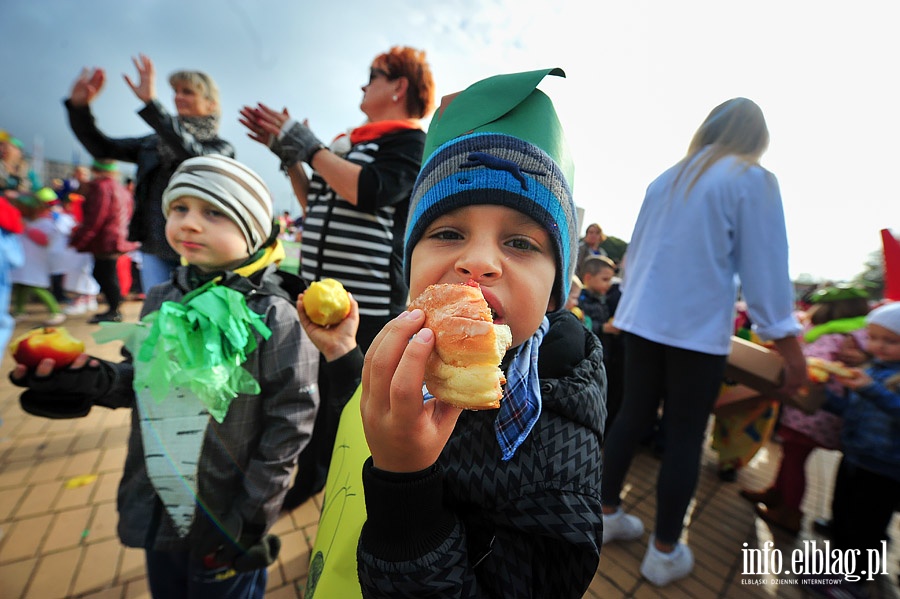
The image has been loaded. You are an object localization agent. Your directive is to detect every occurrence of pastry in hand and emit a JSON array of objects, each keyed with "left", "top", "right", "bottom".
[
  {"left": 806, "top": 356, "right": 859, "bottom": 382},
  {"left": 408, "top": 280, "right": 513, "bottom": 409}
]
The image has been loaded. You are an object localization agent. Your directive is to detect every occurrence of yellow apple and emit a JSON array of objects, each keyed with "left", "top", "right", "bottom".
[{"left": 304, "top": 279, "right": 351, "bottom": 326}]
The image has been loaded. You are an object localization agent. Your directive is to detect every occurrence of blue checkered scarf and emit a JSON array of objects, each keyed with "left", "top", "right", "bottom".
[{"left": 495, "top": 316, "right": 549, "bottom": 460}]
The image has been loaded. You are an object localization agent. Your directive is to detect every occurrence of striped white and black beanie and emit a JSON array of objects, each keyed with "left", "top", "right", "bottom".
[
  {"left": 404, "top": 68, "right": 577, "bottom": 310},
  {"left": 162, "top": 155, "right": 273, "bottom": 252}
]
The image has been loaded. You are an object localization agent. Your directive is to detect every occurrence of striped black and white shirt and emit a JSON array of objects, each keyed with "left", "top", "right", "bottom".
[{"left": 301, "top": 128, "right": 425, "bottom": 339}]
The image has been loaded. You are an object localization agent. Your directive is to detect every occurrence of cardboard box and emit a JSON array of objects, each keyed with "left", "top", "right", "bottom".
[
  {"left": 724, "top": 336, "right": 784, "bottom": 395},
  {"left": 713, "top": 383, "right": 767, "bottom": 417},
  {"left": 722, "top": 336, "right": 824, "bottom": 415}
]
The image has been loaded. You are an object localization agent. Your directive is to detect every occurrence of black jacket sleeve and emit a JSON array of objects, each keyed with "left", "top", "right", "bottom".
[
  {"left": 356, "top": 129, "right": 425, "bottom": 212},
  {"left": 64, "top": 100, "right": 146, "bottom": 164}
]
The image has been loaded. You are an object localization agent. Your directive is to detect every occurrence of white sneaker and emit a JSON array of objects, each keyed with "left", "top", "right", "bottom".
[
  {"left": 640, "top": 537, "right": 694, "bottom": 586},
  {"left": 86, "top": 297, "right": 99, "bottom": 312},
  {"left": 44, "top": 313, "right": 67, "bottom": 326},
  {"left": 602, "top": 508, "right": 644, "bottom": 544},
  {"left": 64, "top": 301, "right": 87, "bottom": 315}
]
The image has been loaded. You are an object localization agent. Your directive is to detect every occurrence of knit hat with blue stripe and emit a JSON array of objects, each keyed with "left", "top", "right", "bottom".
[{"left": 404, "top": 68, "right": 577, "bottom": 310}]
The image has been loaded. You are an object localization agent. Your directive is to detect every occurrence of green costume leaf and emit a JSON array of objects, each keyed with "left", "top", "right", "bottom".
[
  {"left": 93, "top": 283, "right": 272, "bottom": 423},
  {"left": 803, "top": 315, "right": 868, "bottom": 344},
  {"left": 423, "top": 68, "right": 573, "bottom": 187}
]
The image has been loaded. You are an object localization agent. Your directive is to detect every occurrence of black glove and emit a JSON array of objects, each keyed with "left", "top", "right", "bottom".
[
  {"left": 539, "top": 310, "right": 587, "bottom": 379},
  {"left": 192, "top": 510, "right": 281, "bottom": 572},
  {"left": 10, "top": 359, "right": 116, "bottom": 419},
  {"left": 268, "top": 119, "right": 325, "bottom": 169},
  {"left": 233, "top": 534, "right": 281, "bottom": 571}
]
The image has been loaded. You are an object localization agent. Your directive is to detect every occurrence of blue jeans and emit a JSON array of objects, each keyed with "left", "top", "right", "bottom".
[
  {"left": 145, "top": 550, "right": 267, "bottom": 599},
  {"left": 140, "top": 253, "right": 180, "bottom": 292}
]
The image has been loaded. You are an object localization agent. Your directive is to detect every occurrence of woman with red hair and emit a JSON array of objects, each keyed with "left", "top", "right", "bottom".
[{"left": 240, "top": 46, "right": 436, "bottom": 509}]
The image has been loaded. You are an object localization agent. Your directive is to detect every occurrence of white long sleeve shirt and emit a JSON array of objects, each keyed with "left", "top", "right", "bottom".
[{"left": 614, "top": 153, "right": 801, "bottom": 355}]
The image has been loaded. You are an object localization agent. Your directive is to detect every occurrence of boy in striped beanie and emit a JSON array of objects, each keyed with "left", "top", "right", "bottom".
[
  {"left": 162, "top": 154, "right": 275, "bottom": 259},
  {"left": 12, "top": 154, "right": 320, "bottom": 596}
]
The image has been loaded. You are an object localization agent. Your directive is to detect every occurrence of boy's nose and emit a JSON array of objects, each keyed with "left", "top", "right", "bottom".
[
  {"left": 455, "top": 246, "right": 502, "bottom": 282},
  {"left": 179, "top": 212, "right": 202, "bottom": 229}
]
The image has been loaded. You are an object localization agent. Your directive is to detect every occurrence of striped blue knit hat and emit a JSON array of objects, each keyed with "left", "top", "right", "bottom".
[{"left": 404, "top": 68, "right": 577, "bottom": 310}]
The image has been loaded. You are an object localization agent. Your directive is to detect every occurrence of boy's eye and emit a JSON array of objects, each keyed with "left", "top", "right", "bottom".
[
  {"left": 171, "top": 204, "right": 187, "bottom": 213},
  {"left": 206, "top": 208, "right": 225, "bottom": 218},
  {"left": 428, "top": 228, "right": 463, "bottom": 241},
  {"left": 507, "top": 237, "right": 538, "bottom": 252}
]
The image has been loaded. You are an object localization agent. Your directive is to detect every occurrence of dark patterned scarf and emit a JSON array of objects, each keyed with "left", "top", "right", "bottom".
[{"left": 157, "top": 115, "right": 219, "bottom": 166}]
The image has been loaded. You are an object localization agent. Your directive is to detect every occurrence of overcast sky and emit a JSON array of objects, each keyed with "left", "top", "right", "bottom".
[{"left": 2, "top": 0, "right": 897, "bottom": 282}]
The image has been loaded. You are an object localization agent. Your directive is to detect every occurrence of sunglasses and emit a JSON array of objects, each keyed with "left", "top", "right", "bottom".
[{"left": 368, "top": 68, "right": 392, "bottom": 84}]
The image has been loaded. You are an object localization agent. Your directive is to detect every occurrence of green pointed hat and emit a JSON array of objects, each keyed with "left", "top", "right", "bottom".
[
  {"left": 809, "top": 283, "right": 869, "bottom": 303},
  {"left": 35, "top": 187, "right": 58, "bottom": 203},
  {"left": 91, "top": 158, "right": 118, "bottom": 172},
  {"left": 406, "top": 68, "right": 577, "bottom": 310},
  {"left": 422, "top": 67, "right": 573, "bottom": 187}
]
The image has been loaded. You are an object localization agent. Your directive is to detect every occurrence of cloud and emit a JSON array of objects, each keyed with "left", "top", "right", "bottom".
[{"left": 3, "top": 0, "right": 897, "bottom": 280}]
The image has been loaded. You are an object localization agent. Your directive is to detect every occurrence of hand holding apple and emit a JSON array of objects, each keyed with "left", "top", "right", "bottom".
[
  {"left": 11, "top": 354, "right": 93, "bottom": 384},
  {"left": 10, "top": 327, "right": 86, "bottom": 369},
  {"left": 297, "top": 290, "right": 359, "bottom": 362},
  {"left": 9, "top": 343, "right": 113, "bottom": 420}
]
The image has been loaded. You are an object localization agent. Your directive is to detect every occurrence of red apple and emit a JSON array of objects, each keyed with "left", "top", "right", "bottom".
[{"left": 10, "top": 327, "right": 85, "bottom": 369}]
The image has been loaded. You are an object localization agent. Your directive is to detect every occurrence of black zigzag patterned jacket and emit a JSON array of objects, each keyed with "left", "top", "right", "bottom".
[{"left": 358, "top": 309, "right": 606, "bottom": 598}]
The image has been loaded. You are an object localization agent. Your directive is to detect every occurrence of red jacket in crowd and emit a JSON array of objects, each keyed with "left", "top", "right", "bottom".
[{"left": 70, "top": 176, "right": 138, "bottom": 256}]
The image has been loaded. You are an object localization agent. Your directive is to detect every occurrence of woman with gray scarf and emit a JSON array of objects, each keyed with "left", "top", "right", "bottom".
[{"left": 64, "top": 54, "right": 234, "bottom": 292}]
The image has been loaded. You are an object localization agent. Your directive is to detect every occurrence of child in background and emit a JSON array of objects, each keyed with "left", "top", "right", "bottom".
[
  {"left": 10, "top": 188, "right": 66, "bottom": 325},
  {"left": 69, "top": 159, "right": 138, "bottom": 323},
  {"left": 56, "top": 192, "right": 100, "bottom": 316},
  {"left": 566, "top": 274, "right": 591, "bottom": 328},
  {"left": 1, "top": 135, "right": 30, "bottom": 194},
  {"left": 0, "top": 192, "right": 24, "bottom": 350},
  {"left": 48, "top": 198, "right": 69, "bottom": 306},
  {"left": 115, "top": 174, "right": 137, "bottom": 309},
  {"left": 579, "top": 255, "right": 624, "bottom": 427},
  {"left": 10, "top": 155, "right": 320, "bottom": 598},
  {"left": 740, "top": 285, "right": 870, "bottom": 534},
  {"left": 302, "top": 68, "right": 606, "bottom": 598},
  {"left": 801, "top": 301, "right": 900, "bottom": 597},
  {"left": 579, "top": 255, "right": 617, "bottom": 336}
]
